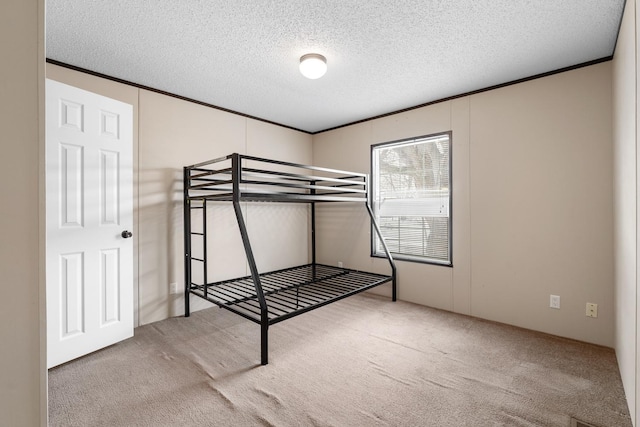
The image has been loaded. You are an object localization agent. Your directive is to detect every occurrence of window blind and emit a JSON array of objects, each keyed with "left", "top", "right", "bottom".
[{"left": 372, "top": 133, "right": 451, "bottom": 265}]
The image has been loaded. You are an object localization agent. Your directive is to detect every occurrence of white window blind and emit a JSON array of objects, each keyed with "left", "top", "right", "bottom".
[{"left": 372, "top": 133, "right": 451, "bottom": 265}]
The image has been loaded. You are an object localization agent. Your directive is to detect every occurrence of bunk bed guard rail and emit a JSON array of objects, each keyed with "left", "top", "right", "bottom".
[{"left": 183, "top": 153, "right": 396, "bottom": 365}]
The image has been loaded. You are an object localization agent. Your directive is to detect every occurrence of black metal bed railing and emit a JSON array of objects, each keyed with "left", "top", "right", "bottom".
[
  {"left": 184, "top": 153, "right": 369, "bottom": 203},
  {"left": 183, "top": 153, "right": 397, "bottom": 365}
]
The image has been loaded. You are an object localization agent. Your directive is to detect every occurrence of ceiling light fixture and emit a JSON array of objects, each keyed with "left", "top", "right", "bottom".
[{"left": 299, "top": 53, "right": 327, "bottom": 79}]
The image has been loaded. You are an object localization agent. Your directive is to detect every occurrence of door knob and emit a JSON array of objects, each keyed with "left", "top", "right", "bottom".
[{"left": 121, "top": 230, "right": 133, "bottom": 239}]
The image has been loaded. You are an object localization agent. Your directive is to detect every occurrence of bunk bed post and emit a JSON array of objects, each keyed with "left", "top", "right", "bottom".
[
  {"left": 231, "top": 153, "right": 270, "bottom": 365},
  {"left": 202, "top": 201, "right": 208, "bottom": 301},
  {"left": 310, "top": 180, "right": 316, "bottom": 279},
  {"left": 183, "top": 166, "right": 192, "bottom": 317}
]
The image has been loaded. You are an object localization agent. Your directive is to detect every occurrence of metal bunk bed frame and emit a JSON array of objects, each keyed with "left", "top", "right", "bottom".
[{"left": 183, "top": 153, "right": 396, "bottom": 365}]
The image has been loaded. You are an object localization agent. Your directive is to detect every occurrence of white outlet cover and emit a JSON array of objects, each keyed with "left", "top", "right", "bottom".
[{"left": 550, "top": 295, "right": 560, "bottom": 309}]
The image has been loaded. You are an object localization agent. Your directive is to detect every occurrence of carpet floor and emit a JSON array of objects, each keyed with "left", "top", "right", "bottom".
[{"left": 49, "top": 294, "right": 631, "bottom": 426}]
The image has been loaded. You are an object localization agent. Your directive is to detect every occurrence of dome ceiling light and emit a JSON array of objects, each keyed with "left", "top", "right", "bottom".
[{"left": 299, "top": 53, "right": 327, "bottom": 79}]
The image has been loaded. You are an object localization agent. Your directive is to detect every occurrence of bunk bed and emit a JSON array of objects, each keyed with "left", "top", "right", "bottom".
[{"left": 183, "top": 153, "right": 396, "bottom": 365}]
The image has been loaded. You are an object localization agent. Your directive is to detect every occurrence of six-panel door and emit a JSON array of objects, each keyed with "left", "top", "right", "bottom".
[{"left": 46, "top": 79, "right": 133, "bottom": 368}]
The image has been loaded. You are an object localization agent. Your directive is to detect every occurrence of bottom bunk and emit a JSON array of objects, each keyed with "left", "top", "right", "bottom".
[{"left": 189, "top": 263, "right": 393, "bottom": 326}]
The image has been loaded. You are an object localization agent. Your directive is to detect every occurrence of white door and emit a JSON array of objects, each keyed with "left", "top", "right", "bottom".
[{"left": 46, "top": 79, "right": 134, "bottom": 368}]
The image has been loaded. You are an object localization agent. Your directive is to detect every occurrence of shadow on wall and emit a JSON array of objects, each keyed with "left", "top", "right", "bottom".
[
  {"left": 316, "top": 203, "right": 381, "bottom": 271},
  {"left": 137, "top": 167, "right": 184, "bottom": 324}
]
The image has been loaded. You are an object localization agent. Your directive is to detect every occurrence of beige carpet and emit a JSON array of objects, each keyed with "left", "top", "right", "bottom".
[{"left": 49, "top": 294, "right": 631, "bottom": 427}]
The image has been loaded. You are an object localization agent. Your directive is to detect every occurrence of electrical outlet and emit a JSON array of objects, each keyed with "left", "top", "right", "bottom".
[
  {"left": 550, "top": 295, "right": 560, "bottom": 309},
  {"left": 170, "top": 282, "right": 179, "bottom": 294},
  {"left": 338, "top": 261, "right": 344, "bottom": 268},
  {"left": 586, "top": 303, "right": 598, "bottom": 318}
]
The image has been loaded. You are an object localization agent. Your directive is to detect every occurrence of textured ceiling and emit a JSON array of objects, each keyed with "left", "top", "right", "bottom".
[{"left": 46, "top": 1, "right": 625, "bottom": 133}]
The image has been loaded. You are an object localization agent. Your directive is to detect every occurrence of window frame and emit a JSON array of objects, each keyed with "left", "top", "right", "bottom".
[{"left": 370, "top": 131, "right": 453, "bottom": 267}]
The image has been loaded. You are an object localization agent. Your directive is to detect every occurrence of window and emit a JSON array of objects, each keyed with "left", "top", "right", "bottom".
[{"left": 371, "top": 132, "right": 452, "bottom": 265}]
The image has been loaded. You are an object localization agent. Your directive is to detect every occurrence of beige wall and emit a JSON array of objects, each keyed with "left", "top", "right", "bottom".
[
  {"left": 470, "top": 64, "right": 613, "bottom": 345},
  {"left": 0, "top": 0, "right": 46, "bottom": 425},
  {"left": 614, "top": 1, "right": 639, "bottom": 425},
  {"left": 45, "top": 65, "right": 313, "bottom": 326},
  {"left": 314, "top": 62, "right": 614, "bottom": 347}
]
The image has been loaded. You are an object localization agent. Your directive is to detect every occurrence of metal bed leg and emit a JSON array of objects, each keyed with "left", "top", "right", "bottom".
[
  {"left": 261, "top": 320, "right": 268, "bottom": 365},
  {"left": 392, "top": 277, "right": 397, "bottom": 302},
  {"left": 183, "top": 167, "right": 191, "bottom": 317}
]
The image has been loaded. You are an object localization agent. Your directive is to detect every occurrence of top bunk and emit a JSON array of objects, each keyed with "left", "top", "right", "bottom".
[{"left": 184, "top": 153, "right": 368, "bottom": 203}]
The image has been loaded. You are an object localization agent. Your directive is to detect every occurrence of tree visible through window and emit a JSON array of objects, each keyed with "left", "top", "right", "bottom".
[{"left": 371, "top": 132, "right": 451, "bottom": 265}]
